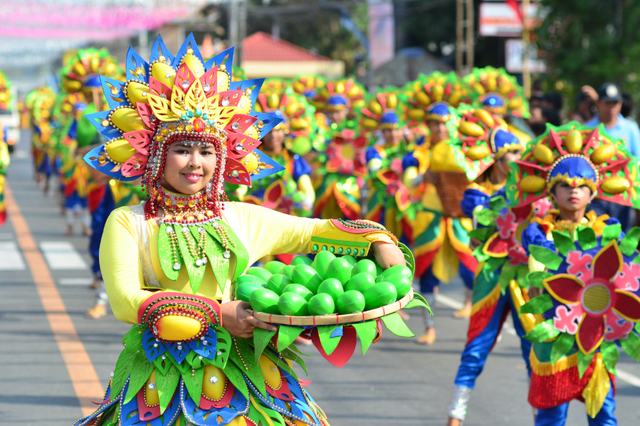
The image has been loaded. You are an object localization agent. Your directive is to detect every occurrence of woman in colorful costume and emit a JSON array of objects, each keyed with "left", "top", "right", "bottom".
[
  {"left": 26, "top": 87, "right": 56, "bottom": 193},
  {"left": 446, "top": 111, "right": 551, "bottom": 425},
  {"left": 507, "top": 123, "right": 640, "bottom": 425},
  {"left": 242, "top": 85, "right": 316, "bottom": 217},
  {"left": 76, "top": 35, "right": 405, "bottom": 426}
]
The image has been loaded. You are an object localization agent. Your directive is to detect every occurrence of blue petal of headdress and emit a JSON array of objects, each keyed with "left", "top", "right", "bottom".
[
  {"left": 174, "top": 33, "right": 204, "bottom": 69},
  {"left": 149, "top": 34, "right": 175, "bottom": 67},
  {"left": 250, "top": 111, "right": 284, "bottom": 139},
  {"left": 125, "top": 47, "right": 149, "bottom": 83},
  {"left": 252, "top": 149, "right": 285, "bottom": 181},
  {"left": 100, "top": 76, "right": 129, "bottom": 109},
  {"left": 83, "top": 146, "right": 138, "bottom": 182},
  {"left": 204, "top": 46, "right": 234, "bottom": 70},
  {"left": 85, "top": 110, "right": 123, "bottom": 140},
  {"left": 230, "top": 78, "right": 264, "bottom": 109}
]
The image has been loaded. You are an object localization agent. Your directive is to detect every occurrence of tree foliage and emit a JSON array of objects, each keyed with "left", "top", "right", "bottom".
[{"left": 535, "top": 0, "right": 640, "bottom": 101}]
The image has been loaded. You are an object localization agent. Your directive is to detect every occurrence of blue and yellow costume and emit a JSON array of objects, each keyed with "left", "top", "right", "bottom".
[
  {"left": 0, "top": 127, "right": 9, "bottom": 226},
  {"left": 507, "top": 123, "right": 640, "bottom": 425}
]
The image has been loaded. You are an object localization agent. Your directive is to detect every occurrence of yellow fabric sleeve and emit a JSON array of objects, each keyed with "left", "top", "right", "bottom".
[
  {"left": 297, "top": 174, "right": 316, "bottom": 205},
  {"left": 100, "top": 208, "right": 151, "bottom": 324},
  {"left": 101, "top": 202, "right": 396, "bottom": 325},
  {"left": 403, "top": 166, "right": 419, "bottom": 189}
]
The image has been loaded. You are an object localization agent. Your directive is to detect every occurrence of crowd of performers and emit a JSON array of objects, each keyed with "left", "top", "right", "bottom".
[{"left": 14, "top": 38, "right": 640, "bottom": 426}]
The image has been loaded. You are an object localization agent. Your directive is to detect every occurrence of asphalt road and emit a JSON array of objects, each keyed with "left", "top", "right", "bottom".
[{"left": 1, "top": 132, "right": 640, "bottom": 425}]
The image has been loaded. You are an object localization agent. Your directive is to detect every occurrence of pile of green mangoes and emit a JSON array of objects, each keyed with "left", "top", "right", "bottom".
[{"left": 235, "top": 252, "right": 413, "bottom": 316}]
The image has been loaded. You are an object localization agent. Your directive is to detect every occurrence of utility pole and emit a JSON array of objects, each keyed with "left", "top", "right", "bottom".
[
  {"left": 456, "top": 0, "right": 474, "bottom": 77},
  {"left": 522, "top": 0, "right": 530, "bottom": 98},
  {"left": 229, "top": 0, "right": 239, "bottom": 65}
]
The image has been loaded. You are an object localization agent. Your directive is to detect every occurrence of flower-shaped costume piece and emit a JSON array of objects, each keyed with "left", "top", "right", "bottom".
[
  {"left": 314, "top": 128, "right": 367, "bottom": 219},
  {"left": 363, "top": 90, "right": 413, "bottom": 239},
  {"left": 510, "top": 123, "right": 640, "bottom": 420},
  {"left": 77, "top": 34, "right": 405, "bottom": 426},
  {"left": 464, "top": 66, "right": 530, "bottom": 119},
  {"left": 244, "top": 85, "right": 316, "bottom": 216}
]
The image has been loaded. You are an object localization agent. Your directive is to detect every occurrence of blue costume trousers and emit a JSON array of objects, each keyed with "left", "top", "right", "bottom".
[
  {"left": 89, "top": 189, "right": 115, "bottom": 277},
  {"left": 419, "top": 263, "right": 475, "bottom": 294},
  {"left": 535, "top": 385, "right": 616, "bottom": 426},
  {"left": 454, "top": 290, "right": 532, "bottom": 388}
]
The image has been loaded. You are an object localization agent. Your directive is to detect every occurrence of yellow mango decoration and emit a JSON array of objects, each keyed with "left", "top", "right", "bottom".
[
  {"left": 243, "top": 152, "right": 259, "bottom": 173},
  {"left": 416, "top": 91, "right": 431, "bottom": 106},
  {"left": 459, "top": 122, "right": 485, "bottom": 137},
  {"left": 591, "top": 144, "right": 616, "bottom": 164},
  {"left": 267, "top": 93, "right": 280, "bottom": 109},
  {"left": 408, "top": 109, "right": 425, "bottom": 120},
  {"left": 508, "top": 98, "right": 522, "bottom": 109},
  {"left": 533, "top": 144, "right": 556, "bottom": 165},
  {"left": 182, "top": 55, "right": 205, "bottom": 79},
  {"left": 601, "top": 176, "right": 630, "bottom": 194},
  {"left": 431, "top": 85, "right": 444, "bottom": 100},
  {"left": 387, "top": 94, "right": 398, "bottom": 109},
  {"left": 499, "top": 82, "right": 513, "bottom": 95},
  {"left": 105, "top": 138, "right": 136, "bottom": 163},
  {"left": 565, "top": 129, "right": 583, "bottom": 153},
  {"left": 465, "top": 145, "right": 491, "bottom": 160},
  {"left": 520, "top": 175, "right": 546, "bottom": 193},
  {"left": 448, "top": 91, "right": 462, "bottom": 106},
  {"left": 155, "top": 315, "right": 203, "bottom": 341},
  {"left": 151, "top": 61, "right": 176, "bottom": 88},
  {"left": 126, "top": 81, "right": 150, "bottom": 105},
  {"left": 145, "top": 371, "right": 160, "bottom": 406},
  {"left": 362, "top": 118, "right": 378, "bottom": 129},
  {"left": 369, "top": 101, "right": 382, "bottom": 116},
  {"left": 202, "top": 365, "right": 227, "bottom": 401},
  {"left": 259, "top": 355, "right": 282, "bottom": 391},
  {"left": 290, "top": 118, "right": 308, "bottom": 130},
  {"left": 472, "top": 109, "right": 495, "bottom": 127},
  {"left": 110, "top": 107, "right": 147, "bottom": 133}
]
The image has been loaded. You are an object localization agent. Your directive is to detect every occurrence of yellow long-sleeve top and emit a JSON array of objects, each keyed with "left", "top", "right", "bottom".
[{"left": 100, "top": 201, "right": 395, "bottom": 324}]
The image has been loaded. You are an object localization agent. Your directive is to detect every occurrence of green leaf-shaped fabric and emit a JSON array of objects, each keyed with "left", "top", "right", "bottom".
[
  {"left": 353, "top": 321, "right": 379, "bottom": 355},
  {"left": 520, "top": 294, "right": 553, "bottom": 314},
  {"left": 381, "top": 312, "right": 415, "bottom": 338},
  {"left": 158, "top": 224, "right": 182, "bottom": 281},
  {"left": 550, "top": 333, "right": 575, "bottom": 366},
  {"left": 318, "top": 325, "right": 343, "bottom": 356}
]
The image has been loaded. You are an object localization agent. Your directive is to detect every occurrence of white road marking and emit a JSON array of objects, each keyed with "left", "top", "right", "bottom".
[
  {"left": 436, "top": 294, "right": 464, "bottom": 310},
  {"left": 617, "top": 369, "right": 640, "bottom": 388},
  {"left": 0, "top": 241, "right": 26, "bottom": 270},
  {"left": 59, "top": 278, "right": 94, "bottom": 286},
  {"left": 40, "top": 241, "right": 88, "bottom": 270}
]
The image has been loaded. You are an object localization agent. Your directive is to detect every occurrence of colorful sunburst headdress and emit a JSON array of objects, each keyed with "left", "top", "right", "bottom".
[
  {"left": 83, "top": 34, "right": 285, "bottom": 218},
  {"left": 315, "top": 78, "right": 365, "bottom": 112},
  {"left": 506, "top": 123, "right": 640, "bottom": 208},
  {"left": 360, "top": 89, "right": 406, "bottom": 133},
  {"left": 464, "top": 66, "right": 530, "bottom": 119},
  {"left": 60, "top": 48, "right": 123, "bottom": 95}
]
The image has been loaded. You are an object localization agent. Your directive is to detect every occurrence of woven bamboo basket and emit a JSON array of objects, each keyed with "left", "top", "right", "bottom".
[
  {"left": 434, "top": 171, "right": 471, "bottom": 218},
  {"left": 251, "top": 288, "right": 414, "bottom": 326}
]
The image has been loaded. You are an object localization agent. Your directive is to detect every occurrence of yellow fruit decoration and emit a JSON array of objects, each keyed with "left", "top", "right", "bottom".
[
  {"left": 473, "top": 109, "right": 495, "bottom": 127},
  {"left": 591, "top": 144, "right": 617, "bottom": 164},
  {"left": 465, "top": 145, "right": 491, "bottom": 160},
  {"left": 533, "top": 144, "right": 556, "bottom": 165},
  {"left": 105, "top": 138, "right": 136, "bottom": 163},
  {"left": 459, "top": 122, "right": 485, "bottom": 137},
  {"left": 362, "top": 118, "right": 378, "bottom": 129},
  {"left": 520, "top": 175, "right": 546, "bottom": 193},
  {"left": 565, "top": 129, "right": 583, "bottom": 153},
  {"left": 416, "top": 91, "right": 431, "bottom": 106},
  {"left": 431, "top": 85, "right": 444, "bottom": 100},
  {"left": 145, "top": 370, "right": 160, "bottom": 406},
  {"left": 243, "top": 152, "right": 259, "bottom": 173},
  {"left": 259, "top": 355, "right": 282, "bottom": 390},
  {"left": 202, "top": 365, "right": 228, "bottom": 401},
  {"left": 369, "top": 101, "right": 383, "bottom": 116},
  {"left": 601, "top": 176, "right": 630, "bottom": 194},
  {"left": 408, "top": 109, "right": 425, "bottom": 120},
  {"left": 155, "top": 315, "right": 203, "bottom": 341}
]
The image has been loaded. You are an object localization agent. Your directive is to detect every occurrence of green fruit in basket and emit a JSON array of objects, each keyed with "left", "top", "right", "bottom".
[
  {"left": 265, "top": 260, "right": 286, "bottom": 275},
  {"left": 345, "top": 272, "right": 375, "bottom": 294},
  {"left": 317, "top": 278, "right": 344, "bottom": 302},
  {"left": 236, "top": 274, "right": 267, "bottom": 285},
  {"left": 247, "top": 267, "right": 272, "bottom": 282},
  {"left": 292, "top": 264, "right": 323, "bottom": 293},
  {"left": 278, "top": 292, "right": 309, "bottom": 316},
  {"left": 280, "top": 265, "right": 295, "bottom": 279},
  {"left": 364, "top": 281, "right": 398, "bottom": 311},
  {"left": 308, "top": 293, "right": 336, "bottom": 315},
  {"left": 291, "top": 256, "right": 313, "bottom": 266},
  {"left": 377, "top": 264, "right": 412, "bottom": 281},
  {"left": 283, "top": 284, "right": 314, "bottom": 301},
  {"left": 312, "top": 251, "right": 336, "bottom": 278},
  {"left": 375, "top": 263, "right": 384, "bottom": 276},
  {"left": 324, "top": 258, "right": 352, "bottom": 285},
  {"left": 341, "top": 255, "right": 357, "bottom": 266},
  {"left": 235, "top": 282, "right": 264, "bottom": 302},
  {"left": 336, "top": 290, "right": 366, "bottom": 314},
  {"left": 352, "top": 259, "right": 377, "bottom": 277},
  {"left": 267, "top": 274, "right": 292, "bottom": 295},
  {"left": 250, "top": 288, "right": 280, "bottom": 314},
  {"left": 386, "top": 274, "right": 412, "bottom": 299}
]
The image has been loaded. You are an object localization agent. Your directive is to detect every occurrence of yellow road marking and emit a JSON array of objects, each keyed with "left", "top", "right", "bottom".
[{"left": 5, "top": 184, "right": 103, "bottom": 416}]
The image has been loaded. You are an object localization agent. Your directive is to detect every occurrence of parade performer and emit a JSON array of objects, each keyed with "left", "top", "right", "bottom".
[
  {"left": 446, "top": 112, "right": 551, "bottom": 425},
  {"left": 242, "top": 86, "right": 316, "bottom": 217},
  {"left": 314, "top": 77, "right": 365, "bottom": 129},
  {"left": 507, "top": 123, "right": 640, "bottom": 425},
  {"left": 76, "top": 34, "right": 405, "bottom": 426},
  {"left": 59, "top": 47, "right": 123, "bottom": 236},
  {"left": 362, "top": 89, "right": 412, "bottom": 240},
  {"left": 0, "top": 127, "right": 9, "bottom": 226},
  {"left": 26, "top": 87, "right": 56, "bottom": 194}
]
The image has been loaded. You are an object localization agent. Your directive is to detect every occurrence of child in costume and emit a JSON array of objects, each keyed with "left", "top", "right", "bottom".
[
  {"left": 507, "top": 123, "right": 640, "bottom": 425},
  {"left": 446, "top": 111, "right": 550, "bottom": 425},
  {"left": 242, "top": 86, "right": 316, "bottom": 217},
  {"left": 0, "top": 127, "right": 9, "bottom": 226},
  {"left": 76, "top": 35, "right": 405, "bottom": 426}
]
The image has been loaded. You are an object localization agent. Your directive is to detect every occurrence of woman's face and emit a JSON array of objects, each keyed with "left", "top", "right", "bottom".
[
  {"left": 262, "top": 128, "right": 285, "bottom": 154},
  {"left": 498, "top": 150, "right": 522, "bottom": 171},
  {"left": 427, "top": 120, "right": 449, "bottom": 144},
  {"left": 161, "top": 142, "right": 216, "bottom": 195},
  {"left": 553, "top": 182, "right": 592, "bottom": 212}
]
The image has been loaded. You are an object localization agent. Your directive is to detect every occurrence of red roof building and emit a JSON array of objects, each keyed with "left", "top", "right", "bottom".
[{"left": 241, "top": 32, "right": 344, "bottom": 78}]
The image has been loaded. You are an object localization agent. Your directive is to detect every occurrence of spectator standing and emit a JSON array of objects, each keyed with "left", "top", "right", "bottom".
[{"left": 585, "top": 83, "right": 640, "bottom": 231}]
